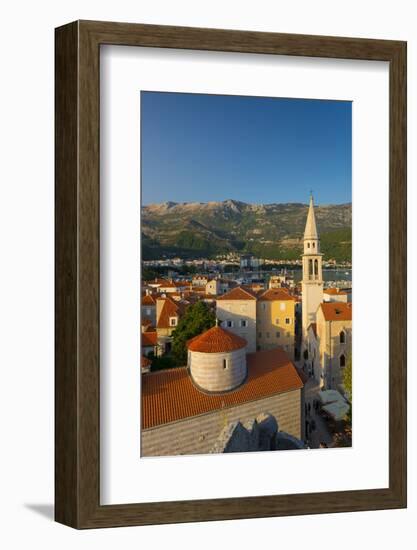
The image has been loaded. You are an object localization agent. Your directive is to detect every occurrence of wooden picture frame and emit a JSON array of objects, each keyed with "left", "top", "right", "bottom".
[{"left": 55, "top": 20, "right": 407, "bottom": 528}]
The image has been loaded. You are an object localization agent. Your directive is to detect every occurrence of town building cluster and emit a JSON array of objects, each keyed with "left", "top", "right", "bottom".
[{"left": 140, "top": 196, "right": 352, "bottom": 456}]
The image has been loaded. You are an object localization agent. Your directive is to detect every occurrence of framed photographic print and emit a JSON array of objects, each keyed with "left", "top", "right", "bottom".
[{"left": 55, "top": 20, "right": 407, "bottom": 528}]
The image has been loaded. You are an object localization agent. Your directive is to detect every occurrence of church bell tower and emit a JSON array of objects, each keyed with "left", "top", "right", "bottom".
[{"left": 301, "top": 195, "right": 323, "bottom": 340}]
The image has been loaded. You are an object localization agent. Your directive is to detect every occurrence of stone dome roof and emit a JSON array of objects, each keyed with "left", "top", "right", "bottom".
[{"left": 187, "top": 326, "right": 247, "bottom": 353}]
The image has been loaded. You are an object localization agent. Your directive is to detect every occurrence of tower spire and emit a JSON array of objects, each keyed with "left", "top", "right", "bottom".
[{"left": 304, "top": 194, "right": 319, "bottom": 240}]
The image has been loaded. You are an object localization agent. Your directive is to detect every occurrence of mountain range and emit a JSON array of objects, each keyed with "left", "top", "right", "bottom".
[{"left": 141, "top": 199, "right": 352, "bottom": 262}]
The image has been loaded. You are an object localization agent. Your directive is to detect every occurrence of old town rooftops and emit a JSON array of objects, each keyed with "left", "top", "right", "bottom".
[
  {"left": 141, "top": 294, "right": 156, "bottom": 305},
  {"left": 141, "top": 347, "right": 304, "bottom": 429},
  {"left": 258, "top": 288, "right": 296, "bottom": 301},
  {"left": 141, "top": 331, "right": 158, "bottom": 347},
  {"left": 156, "top": 297, "right": 186, "bottom": 329},
  {"left": 187, "top": 326, "right": 247, "bottom": 353},
  {"left": 323, "top": 288, "right": 347, "bottom": 295},
  {"left": 320, "top": 302, "right": 352, "bottom": 321},
  {"left": 216, "top": 286, "right": 257, "bottom": 301}
]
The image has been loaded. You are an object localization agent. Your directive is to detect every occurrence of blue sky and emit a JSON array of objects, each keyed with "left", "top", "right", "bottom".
[{"left": 141, "top": 92, "right": 351, "bottom": 205}]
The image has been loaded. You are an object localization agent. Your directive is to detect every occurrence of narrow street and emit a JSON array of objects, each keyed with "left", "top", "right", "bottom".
[{"left": 303, "top": 375, "right": 334, "bottom": 448}]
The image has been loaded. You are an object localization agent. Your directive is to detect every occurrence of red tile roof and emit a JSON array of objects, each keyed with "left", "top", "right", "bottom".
[
  {"left": 258, "top": 288, "right": 296, "bottom": 301},
  {"left": 142, "top": 331, "right": 158, "bottom": 347},
  {"left": 141, "top": 356, "right": 151, "bottom": 368},
  {"left": 187, "top": 326, "right": 247, "bottom": 353},
  {"left": 324, "top": 288, "right": 347, "bottom": 295},
  {"left": 156, "top": 297, "right": 182, "bottom": 329},
  {"left": 142, "top": 294, "right": 156, "bottom": 305},
  {"left": 141, "top": 347, "right": 304, "bottom": 429},
  {"left": 320, "top": 302, "right": 352, "bottom": 321},
  {"left": 149, "top": 278, "right": 177, "bottom": 288},
  {"left": 216, "top": 286, "right": 257, "bottom": 301}
]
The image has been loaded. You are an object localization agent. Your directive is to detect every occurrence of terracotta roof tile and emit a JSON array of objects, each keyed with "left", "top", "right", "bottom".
[
  {"left": 187, "top": 326, "right": 246, "bottom": 353},
  {"left": 142, "top": 294, "right": 156, "bottom": 305},
  {"left": 142, "top": 331, "right": 158, "bottom": 347},
  {"left": 149, "top": 278, "right": 177, "bottom": 288},
  {"left": 141, "top": 356, "right": 151, "bottom": 368},
  {"left": 258, "top": 288, "right": 296, "bottom": 301},
  {"left": 141, "top": 347, "right": 304, "bottom": 429},
  {"left": 156, "top": 297, "right": 181, "bottom": 329},
  {"left": 216, "top": 286, "right": 257, "bottom": 301},
  {"left": 320, "top": 302, "right": 352, "bottom": 321},
  {"left": 324, "top": 288, "right": 347, "bottom": 295}
]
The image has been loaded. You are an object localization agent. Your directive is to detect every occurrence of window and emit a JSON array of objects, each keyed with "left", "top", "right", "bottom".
[
  {"left": 226, "top": 320, "right": 233, "bottom": 328},
  {"left": 240, "top": 319, "right": 247, "bottom": 328},
  {"left": 223, "top": 359, "right": 228, "bottom": 370},
  {"left": 266, "top": 332, "right": 270, "bottom": 338},
  {"left": 258, "top": 332, "right": 262, "bottom": 338},
  {"left": 146, "top": 308, "right": 151, "bottom": 315},
  {"left": 280, "top": 303, "right": 285, "bottom": 311},
  {"left": 314, "top": 259, "right": 318, "bottom": 278},
  {"left": 307, "top": 242, "right": 310, "bottom": 248},
  {"left": 285, "top": 318, "right": 291, "bottom": 324},
  {"left": 312, "top": 242, "right": 315, "bottom": 248},
  {"left": 276, "top": 331, "right": 280, "bottom": 338},
  {"left": 309, "top": 259, "right": 313, "bottom": 278},
  {"left": 339, "top": 330, "right": 346, "bottom": 344},
  {"left": 169, "top": 317, "right": 177, "bottom": 327},
  {"left": 340, "top": 354, "right": 346, "bottom": 368}
]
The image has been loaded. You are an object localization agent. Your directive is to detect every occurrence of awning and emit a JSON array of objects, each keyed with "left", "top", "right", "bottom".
[
  {"left": 318, "top": 389, "right": 344, "bottom": 405},
  {"left": 322, "top": 400, "right": 350, "bottom": 421}
]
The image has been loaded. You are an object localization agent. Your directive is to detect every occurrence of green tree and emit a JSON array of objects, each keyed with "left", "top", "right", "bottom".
[
  {"left": 172, "top": 302, "right": 216, "bottom": 366},
  {"left": 343, "top": 355, "right": 352, "bottom": 426},
  {"left": 343, "top": 355, "right": 352, "bottom": 400}
]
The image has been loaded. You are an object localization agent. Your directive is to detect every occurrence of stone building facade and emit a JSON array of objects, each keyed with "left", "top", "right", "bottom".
[
  {"left": 216, "top": 287, "right": 257, "bottom": 352},
  {"left": 141, "top": 388, "right": 302, "bottom": 457},
  {"left": 307, "top": 302, "right": 352, "bottom": 389}
]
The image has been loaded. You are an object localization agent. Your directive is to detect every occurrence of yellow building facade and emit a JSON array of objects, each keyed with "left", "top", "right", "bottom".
[{"left": 256, "top": 288, "right": 296, "bottom": 358}]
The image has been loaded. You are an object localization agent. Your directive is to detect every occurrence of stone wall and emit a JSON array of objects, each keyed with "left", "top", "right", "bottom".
[
  {"left": 211, "top": 412, "right": 305, "bottom": 453},
  {"left": 190, "top": 348, "right": 247, "bottom": 392},
  {"left": 141, "top": 389, "right": 302, "bottom": 457}
]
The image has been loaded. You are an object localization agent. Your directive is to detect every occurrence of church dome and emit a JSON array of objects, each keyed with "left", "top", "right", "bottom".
[
  {"left": 187, "top": 326, "right": 247, "bottom": 393},
  {"left": 187, "top": 326, "right": 246, "bottom": 353}
]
